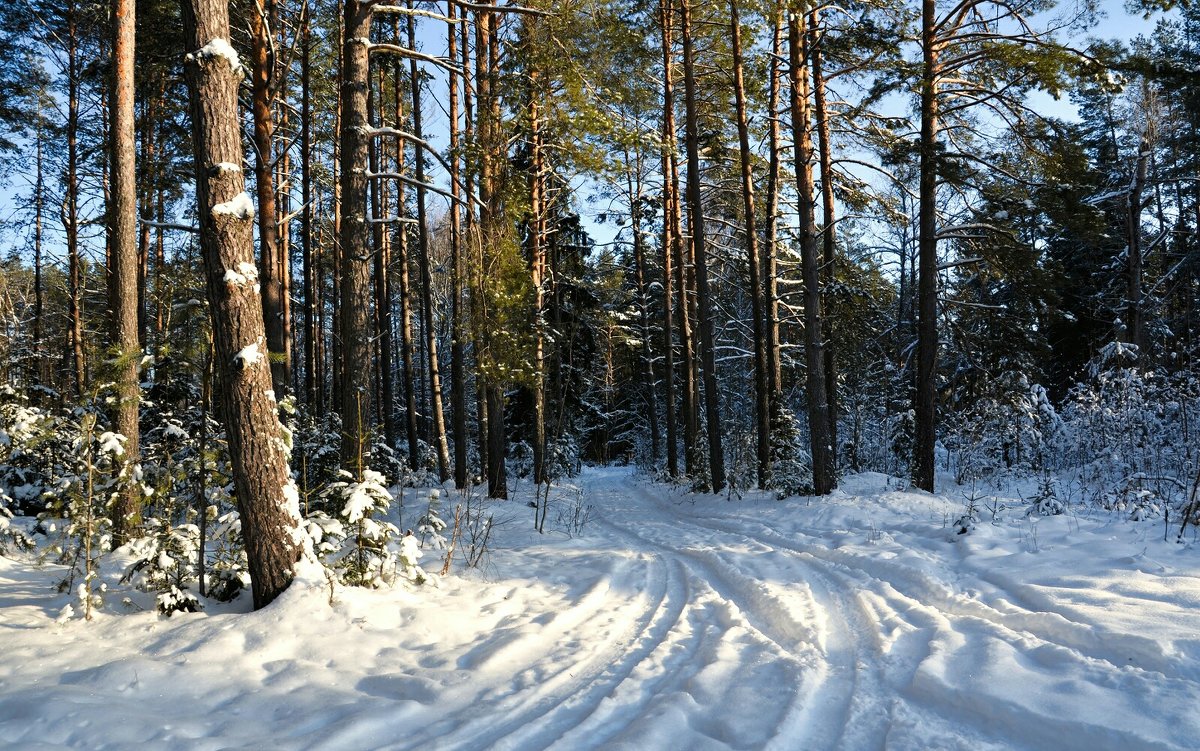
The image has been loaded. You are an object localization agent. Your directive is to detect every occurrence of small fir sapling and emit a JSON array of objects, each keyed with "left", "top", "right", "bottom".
[
  {"left": 770, "top": 407, "right": 813, "bottom": 499},
  {"left": 1027, "top": 475, "right": 1066, "bottom": 517},
  {"left": 398, "top": 529, "right": 427, "bottom": 584},
  {"left": 206, "top": 508, "right": 250, "bottom": 601},
  {"left": 418, "top": 488, "right": 448, "bottom": 551},
  {"left": 46, "top": 409, "right": 119, "bottom": 620},
  {"left": 321, "top": 468, "right": 400, "bottom": 588}
]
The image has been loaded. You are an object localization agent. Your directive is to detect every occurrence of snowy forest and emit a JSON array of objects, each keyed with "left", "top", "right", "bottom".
[{"left": 0, "top": 0, "right": 1198, "bottom": 747}]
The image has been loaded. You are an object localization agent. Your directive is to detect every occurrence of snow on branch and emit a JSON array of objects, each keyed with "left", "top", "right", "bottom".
[{"left": 366, "top": 43, "right": 462, "bottom": 76}]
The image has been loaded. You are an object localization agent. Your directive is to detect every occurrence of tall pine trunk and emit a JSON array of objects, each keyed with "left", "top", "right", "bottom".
[
  {"left": 810, "top": 8, "right": 838, "bottom": 478},
  {"left": 180, "top": 0, "right": 302, "bottom": 608},
  {"left": 251, "top": 0, "right": 290, "bottom": 397},
  {"left": 338, "top": 0, "right": 375, "bottom": 467},
  {"left": 787, "top": 7, "right": 834, "bottom": 495},
  {"left": 109, "top": 0, "right": 141, "bottom": 544},
  {"left": 657, "top": 0, "right": 681, "bottom": 478},
  {"left": 729, "top": 0, "right": 769, "bottom": 489},
  {"left": 913, "top": 0, "right": 940, "bottom": 492},
  {"left": 679, "top": 0, "right": 725, "bottom": 491},
  {"left": 408, "top": 4, "right": 451, "bottom": 481},
  {"left": 448, "top": 0, "right": 469, "bottom": 489}
]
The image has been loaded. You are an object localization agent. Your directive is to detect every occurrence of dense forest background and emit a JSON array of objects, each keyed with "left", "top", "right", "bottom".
[{"left": 0, "top": 0, "right": 1197, "bottom": 610}]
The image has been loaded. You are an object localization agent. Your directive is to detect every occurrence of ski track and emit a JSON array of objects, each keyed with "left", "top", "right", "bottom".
[
  {"left": 556, "top": 469, "right": 1198, "bottom": 751},
  {"left": 3, "top": 468, "right": 1197, "bottom": 750}
]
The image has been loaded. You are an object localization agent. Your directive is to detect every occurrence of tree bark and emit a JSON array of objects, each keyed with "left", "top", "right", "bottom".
[
  {"left": 65, "top": 3, "right": 86, "bottom": 398},
  {"left": 250, "top": 0, "right": 290, "bottom": 397},
  {"left": 108, "top": 0, "right": 142, "bottom": 545},
  {"left": 787, "top": 7, "right": 834, "bottom": 495},
  {"left": 527, "top": 39, "right": 550, "bottom": 483},
  {"left": 913, "top": 0, "right": 940, "bottom": 492},
  {"left": 810, "top": 8, "right": 838, "bottom": 478},
  {"left": 627, "top": 149, "right": 660, "bottom": 467},
  {"left": 658, "top": 0, "right": 681, "bottom": 478},
  {"left": 180, "top": 0, "right": 302, "bottom": 608},
  {"left": 1125, "top": 138, "right": 1149, "bottom": 356},
  {"left": 338, "top": 0, "right": 375, "bottom": 467},
  {"left": 301, "top": 8, "right": 318, "bottom": 410},
  {"left": 408, "top": 3, "right": 451, "bottom": 481},
  {"left": 679, "top": 0, "right": 725, "bottom": 491},
  {"left": 763, "top": 6, "right": 782, "bottom": 431},
  {"left": 448, "top": 0, "right": 469, "bottom": 489},
  {"left": 369, "top": 71, "right": 398, "bottom": 451},
  {"left": 478, "top": 1, "right": 507, "bottom": 499},
  {"left": 730, "top": 0, "right": 769, "bottom": 489}
]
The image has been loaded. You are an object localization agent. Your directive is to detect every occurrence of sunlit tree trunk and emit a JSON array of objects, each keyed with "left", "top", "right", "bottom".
[
  {"left": 180, "top": 0, "right": 302, "bottom": 608},
  {"left": 109, "top": 0, "right": 141, "bottom": 544}
]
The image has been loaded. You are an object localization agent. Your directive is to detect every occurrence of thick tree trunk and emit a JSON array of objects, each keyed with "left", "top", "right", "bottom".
[
  {"left": 809, "top": 8, "right": 838, "bottom": 477},
  {"left": 679, "top": 0, "right": 725, "bottom": 491},
  {"left": 730, "top": 0, "right": 769, "bottom": 489},
  {"left": 108, "top": 0, "right": 142, "bottom": 545},
  {"left": 338, "top": 0, "right": 375, "bottom": 467},
  {"left": 913, "top": 0, "right": 940, "bottom": 492},
  {"left": 478, "top": 1, "right": 507, "bottom": 499},
  {"left": 180, "top": 0, "right": 302, "bottom": 608},
  {"left": 787, "top": 8, "right": 834, "bottom": 495}
]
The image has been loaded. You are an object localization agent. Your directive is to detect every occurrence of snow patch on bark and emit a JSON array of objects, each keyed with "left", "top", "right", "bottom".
[
  {"left": 234, "top": 342, "right": 264, "bottom": 367},
  {"left": 188, "top": 38, "right": 244, "bottom": 77},
  {"left": 212, "top": 192, "right": 255, "bottom": 221},
  {"left": 223, "top": 262, "right": 260, "bottom": 287}
]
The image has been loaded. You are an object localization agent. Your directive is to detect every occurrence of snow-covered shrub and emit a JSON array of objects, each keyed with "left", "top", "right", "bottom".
[
  {"left": 41, "top": 409, "right": 122, "bottom": 620},
  {"left": 943, "top": 370, "right": 1065, "bottom": 485},
  {"left": 418, "top": 489, "right": 448, "bottom": 551},
  {"left": 1100, "top": 474, "right": 1174, "bottom": 521},
  {"left": 770, "top": 407, "right": 812, "bottom": 499},
  {"left": 1026, "top": 476, "right": 1065, "bottom": 517},
  {"left": 205, "top": 509, "right": 249, "bottom": 602},
  {"left": 398, "top": 530, "right": 427, "bottom": 584},
  {"left": 0, "top": 387, "right": 74, "bottom": 515},
  {"left": 320, "top": 468, "right": 401, "bottom": 588},
  {"left": 122, "top": 519, "right": 203, "bottom": 615},
  {"left": 1061, "top": 344, "right": 1193, "bottom": 499}
]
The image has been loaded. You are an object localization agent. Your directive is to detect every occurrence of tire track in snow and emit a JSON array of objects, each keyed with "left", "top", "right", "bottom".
[
  {"left": 379, "top": 551, "right": 669, "bottom": 751},
  {"left": 628, "top": 487, "right": 1199, "bottom": 750},
  {"left": 593, "top": 480, "right": 875, "bottom": 751},
  {"left": 684, "top": 511, "right": 1183, "bottom": 681}
]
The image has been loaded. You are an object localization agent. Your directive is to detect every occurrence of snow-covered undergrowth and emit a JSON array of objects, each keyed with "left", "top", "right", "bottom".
[{"left": 1, "top": 466, "right": 1197, "bottom": 750}]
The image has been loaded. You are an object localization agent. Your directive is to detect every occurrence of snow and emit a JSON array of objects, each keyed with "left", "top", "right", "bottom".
[
  {"left": 212, "top": 192, "right": 255, "bottom": 221},
  {"left": 187, "top": 38, "right": 244, "bottom": 77},
  {"left": 1, "top": 466, "right": 1198, "bottom": 749},
  {"left": 233, "top": 342, "right": 263, "bottom": 367}
]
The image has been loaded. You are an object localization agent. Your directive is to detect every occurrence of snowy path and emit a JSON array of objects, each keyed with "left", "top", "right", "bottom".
[{"left": 1, "top": 466, "right": 1198, "bottom": 749}]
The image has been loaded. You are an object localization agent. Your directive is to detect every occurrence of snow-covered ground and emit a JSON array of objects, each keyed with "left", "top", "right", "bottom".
[{"left": 1, "top": 466, "right": 1198, "bottom": 750}]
